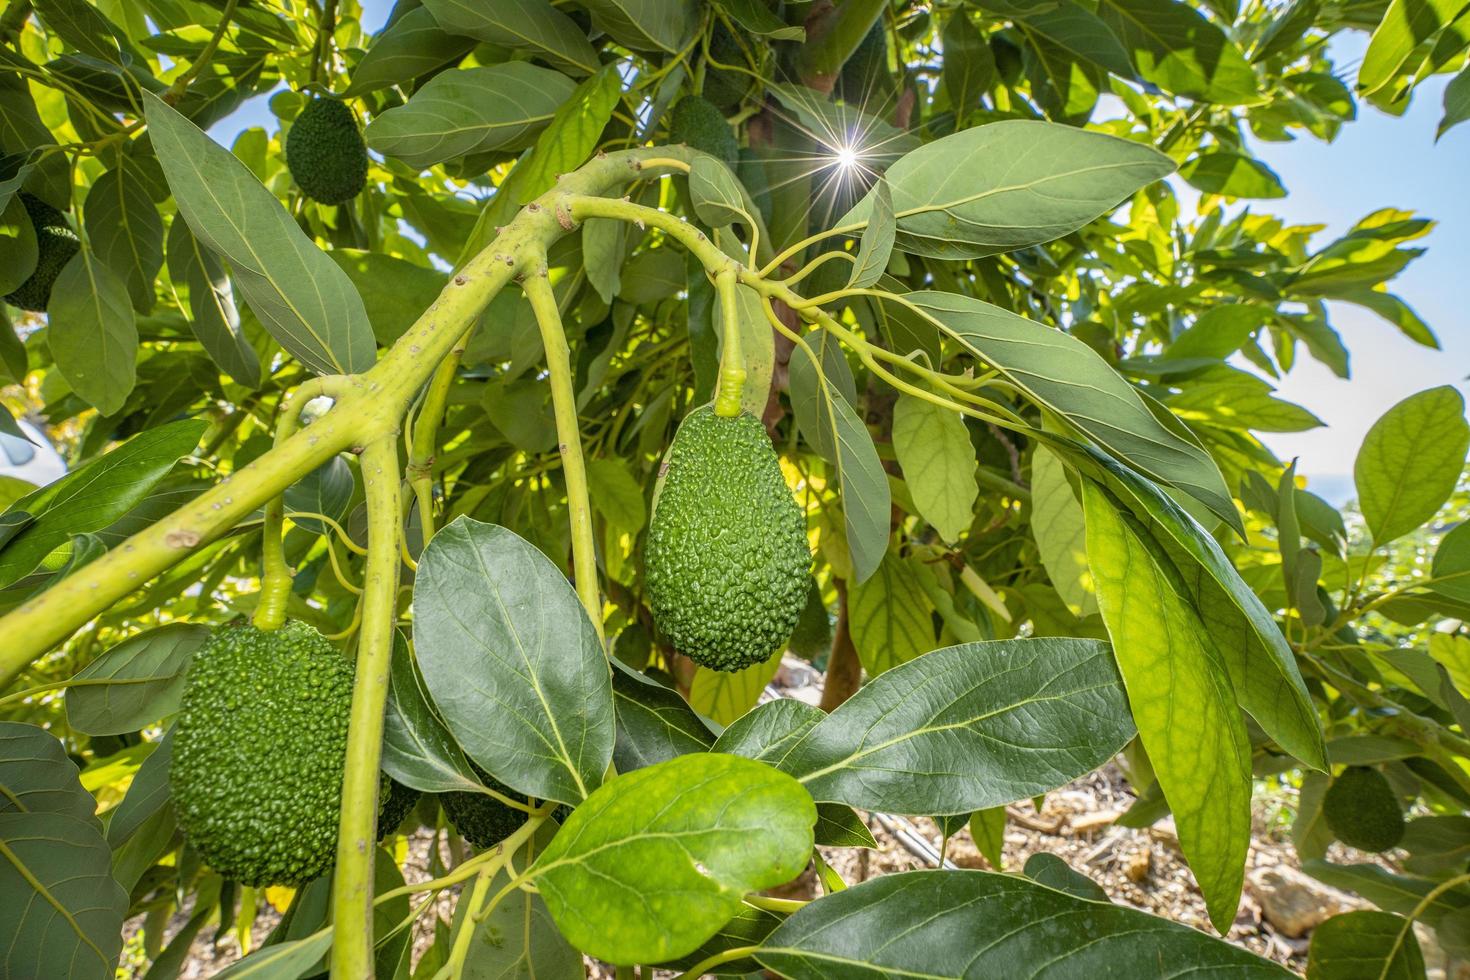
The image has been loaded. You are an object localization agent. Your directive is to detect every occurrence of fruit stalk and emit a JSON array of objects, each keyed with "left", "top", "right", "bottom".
[
  {"left": 712, "top": 268, "right": 746, "bottom": 418},
  {"left": 522, "top": 257, "right": 605, "bottom": 643},
  {"left": 330, "top": 435, "right": 403, "bottom": 978}
]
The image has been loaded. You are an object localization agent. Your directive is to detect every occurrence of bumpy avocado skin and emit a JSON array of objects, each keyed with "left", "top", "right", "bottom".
[
  {"left": 645, "top": 407, "right": 811, "bottom": 672},
  {"left": 3, "top": 193, "right": 80, "bottom": 312},
  {"left": 669, "top": 96, "right": 739, "bottom": 167},
  {"left": 441, "top": 764, "right": 569, "bottom": 848},
  {"left": 1324, "top": 766, "right": 1404, "bottom": 852},
  {"left": 285, "top": 98, "right": 368, "bottom": 205},
  {"left": 171, "top": 621, "right": 354, "bottom": 886},
  {"left": 377, "top": 777, "right": 420, "bottom": 840}
]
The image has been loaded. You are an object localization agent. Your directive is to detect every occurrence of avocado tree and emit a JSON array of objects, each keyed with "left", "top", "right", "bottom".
[{"left": 2, "top": 0, "right": 1469, "bottom": 977}]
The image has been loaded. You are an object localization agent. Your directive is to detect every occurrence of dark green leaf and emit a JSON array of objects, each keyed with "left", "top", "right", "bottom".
[
  {"left": 714, "top": 0, "right": 804, "bottom": 40},
  {"left": 848, "top": 551, "right": 935, "bottom": 674},
  {"left": 0, "top": 721, "right": 99, "bottom": 825},
  {"left": 165, "top": 218, "right": 260, "bottom": 387},
  {"left": 0, "top": 419, "right": 206, "bottom": 589},
  {"left": 1023, "top": 852, "right": 1110, "bottom": 902},
  {"left": 774, "top": 638, "right": 1135, "bottom": 815},
  {"left": 106, "top": 729, "right": 172, "bottom": 847},
  {"left": 1432, "top": 521, "right": 1470, "bottom": 602},
  {"left": 610, "top": 660, "right": 716, "bottom": 772},
  {"left": 755, "top": 870, "right": 1291, "bottom": 978},
  {"left": 414, "top": 518, "right": 614, "bottom": 804},
  {"left": 1304, "top": 860, "right": 1470, "bottom": 920},
  {"left": 381, "top": 631, "right": 482, "bottom": 794},
  {"left": 1180, "top": 152, "right": 1287, "bottom": 198},
  {"left": 531, "top": 753, "right": 816, "bottom": 965},
  {"left": 574, "top": 0, "right": 699, "bottom": 54},
  {"left": 84, "top": 162, "right": 164, "bottom": 313},
  {"left": 344, "top": 7, "right": 475, "bottom": 97},
  {"left": 66, "top": 624, "right": 208, "bottom": 735},
  {"left": 1098, "top": 0, "right": 1258, "bottom": 103},
  {"left": 47, "top": 247, "right": 137, "bottom": 415},
  {"left": 1354, "top": 386, "right": 1469, "bottom": 545},
  {"left": 1308, "top": 909, "right": 1423, "bottom": 979},
  {"left": 365, "top": 63, "right": 576, "bottom": 168},
  {"left": 145, "top": 93, "right": 376, "bottom": 376},
  {"left": 1440, "top": 65, "right": 1470, "bottom": 137},
  {"left": 0, "top": 811, "right": 129, "bottom": 980},
  {"left": 0, "top": 193, "right": 38, "bottom": 296},
  {"left": 941, "top": 12, "right": 994, "bottom": 121},
  {"left": 326, "top": 249, "right": 446, "bottom": 346},
  {"left": 424, "top": 0, "right": 601, "bottom": 75}
]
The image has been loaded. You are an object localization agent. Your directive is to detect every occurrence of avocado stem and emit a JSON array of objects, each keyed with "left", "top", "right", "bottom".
[{"left": 713, "top": 268, "right": 746, "bottom": 417}]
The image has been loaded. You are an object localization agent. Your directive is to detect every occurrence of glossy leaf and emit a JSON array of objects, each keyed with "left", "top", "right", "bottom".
[
  {"left": 0, "top": 721, "right": 100, "bottom": 825},
  {"left": 787, "top": 334, "right": 889, "bottom": 582},
  {"left": 46, "top": 248, "right": 137, "bottom": 415},
  {"left": 531, "top": 753, "right": 816, "bottom": 965},
  {"left": 571, "top": 0, "right": 696, "bottom": 54},
  {"left": 144, "top": 92, "right": 375, "bottom": 376},
  {"left": 846, "top": 120, "right": 1174, "bottom": 259},
  {"left": 1082, "top": 479, "right": 1251, "bottom": 930},
  {"left": 0, "top": 811, "right": 129, "bottom": 980},
  {"left": 1359, "top": 0, "right": 1469, "bottom": 95},
  {"left": 892, "top": 393, "right": 977, "bottom": 543},
  {"left": 1354, "top": 386, "right": 1469, "bottom": 545},
  {"left": 610, "top": 660, "right": 716, "bottom": 772},
  {"left": 1307, "top": 910, "right": 1423, "bottom": 979},
  {"left": 1180, "top": 151, "right": 1287, "bottom": 198},
  {"left": 424, "top": 0, "right": 598, "bottom": 76},
  {"left": 381, "top": 631, "right": 482, "bottom": 795},
  {"left": 366, "top": 63, "right": 576, "bottom": 168},
  {"left": 165, "top": 217, "right": 260, "bottom": 387},
  {"left": 0, "top": 419, "right": 206, "bottom": 589},
  {"left": 775, "top": 638, "right": 1135, "bottom": 814},
  {"left": 848, "top": 551, "right": 935, "bottom": 675},
  {"left": 907, "top": 291, "right": 1240, "bottom": 531},
  {"left": 84, "top": 161, "right": 164, "bottom": 313},
  {"left": 755, "top": 870, "right": 1291, "bottom": 978},
  {"left": 66, "top": 623, "right": 208, "bottom": 735},
  {"left": 413, "top": 518, "right": 614, "bottom": 803}
]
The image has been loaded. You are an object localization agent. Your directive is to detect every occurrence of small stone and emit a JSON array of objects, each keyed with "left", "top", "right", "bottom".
[
  {"left": 1247, "top": 865, "right": 1355, "bottom": 938},
  {"left": 1124, "top": 848, "right": 1151, "bottom": 883}
]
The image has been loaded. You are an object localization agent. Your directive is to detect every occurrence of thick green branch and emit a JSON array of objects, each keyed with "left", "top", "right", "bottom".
[{"left": 329, "top": 436, "right": 403, "bottom": 978}]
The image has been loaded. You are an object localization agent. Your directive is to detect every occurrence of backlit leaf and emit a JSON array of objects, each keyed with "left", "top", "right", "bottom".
[
  {"left": 892, "top": 393, "right": 977, "bottom": 543},
  {"left": 423, "top": 0, "right": 598, "bottom": 76}
]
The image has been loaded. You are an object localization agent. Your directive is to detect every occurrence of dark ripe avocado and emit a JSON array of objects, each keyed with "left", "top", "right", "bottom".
[
  {"left": 1323, "top": 766, "right": 1404, "bottom": 852},
  {"left": 171, "top": 621, "right": 354, "bottom": 887},
  {"left": 377, "top": 777, "right": 420, "bottom": 840},
  {"left": 644, "top": 407, "right": 811, "bottom": 672},
  {"left": 285, "top": 98, "right": 368, "bottom": 205},
  {"left": 441, "top": 764, "right": 570, "bottom": 849},
  {"left": 669, "top": 96, "right": 739, "bottom": 168},
  {"left": 3, "top": 193, "right": 79, "bottom": 312}
]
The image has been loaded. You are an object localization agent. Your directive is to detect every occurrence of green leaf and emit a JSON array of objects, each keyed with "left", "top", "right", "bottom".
[
  {"left": 787, "top": 335, "right": 889, "bottom": 582},
  {"left": 574, "top": 0, "right": 697, "bottom": 53},
  {"left": 582, "top": 218, "right": 626, "bottom": 305},
  {"left": 1432, "top": 521, "right": 1470, "bottom": 602},
  {"left": 1030, "top": 446, "right": 1095, "bottom": 616},
  {"left": 413, "top": 518, "right": 614, "bottom": 804},
  {"left": 65, "top": 623, "right": 208, "bottom": 735},
  {"left": 366, "top": 64, "right": 576, "bottom": 169},
  {"left": 32, "top": 0, "right": 130, "bottom": 63},
  {"left": 1335, "top": 288, "right": 1439, "bottom": 349},
  {"left": 1308, "top": 910, "right": 1424, "bottom": 979},
  {"left": 424, "top": 0, "right": 599, "bottom": 75},
  {"left": 755, "top": 870, "right": 1292, "bottom": 978},
  {"left": 284, "top": 456, "right": 354, "bottom": 535},
  {"left": 907, "top": 291, "right": 1239, "bottom": 532},
  {"left": 847, "top": 119, "right": 1174, "bottom": 259},
  {"left": 0, "top": 193, "right": 38, "bottom": 296},
  {"left": 1167, "top": 303, "right": 1270, "bottom": 360},
  {"left": 1180, "top": 152, "right": 1287, "bottom": 199},
  {"left": 1354, "top": 386, "right": 1469, "bottom": 545},
  {"left": 1063, "top": 443, "right": 1324, "bottom": 768},
  {"left": 768, "top": 84, "right": 921, "bottom": 170},
  {"left": 714, "top": 0, "right": 804, "bottom": 40},
  {"left": 83, "top": 161, "right": 164, "bottom": 313},
  {"left": 892, "top": 393, "right": 977, "bottom": 543},
  {"left": 1293, "top": 771, "right": 1334, "bottom": 862},
  {"left": 381, "top": 631, "right": 483, "bottom": 795},
  {"left": 968, "top": 807, "right": 1006, "bottom": 869},
  {"left": 0, "top": 419, "right": 206, "bottom": 589},
  {"left": 776, "top": 638, "right": 1135, "bottom": 814},
  {"left": 618, "top": 248, "right": 685, "bottom": 304},
  {"left": 1359, "top": 0, "right": 1470, "bottom": 95},
  {"left": 1165, "top": 372, "right": 1324, "bottom": 433},
  {"left": 105, "top": 728, "right": 172, "bottom": 847},
  {"left": 849, "top": 551, "right": 935, "bottom": 675},
  {"left": 165, "top": 217, "right": 261, "bottom": 387},
  {"left": 531, "top": 753, "right": 816, "bottom": 965},
  {"left": 984, "top": 0, "right": 1138, "bottom": 78},
  {"left": 610, "top": 660, "right": 716, "bottom": 772},
  {"left": 1304, "top": 859, "right": 1470, "bottom": 920},
  {"left": 688, "top": 155, "right": 751, "bottom": 230},
  {"left": 1098, "top": 0, "right": 1258, "bottom": 104},
  {"left": 0, "top": 811, "right": 129, "bottom": 980},
  {"left": 847, "top": 179, "right": 893, "bottom": 289},
  {"left": 212, "top": 930, "right": 335, "bottom": 979},
  {"left": 1023, "top": 852, "right": 1110, "bottom": 902},
  {"left": 46, "top": 247, "right": 137, "bottom": 415},
  {"left": 1081, "top": 479, "right": 1251, "bottom": 931},
  {"left": 690, "top": 649, "right": 782, "bottom": 726},
  {"left": 326, "top": 249, "right": 446, "bottom": 346},
  {"left": 585, "top": 456, "right": 646, "bottom": 534},
  {"left": 0, "top": 721, "right": 100, "bottom": 825},
  {"left": 144, "top": 92, "right": 376, "bottom": 376},
  {"left": 344, "top": 7, "right": 475, "bottom": 97},
  {"left": 1440, "top": 65, "right": 1470, "bottom": 137},
  {"left": 941, "top": 11, "right": 995, "bottom": 121}
]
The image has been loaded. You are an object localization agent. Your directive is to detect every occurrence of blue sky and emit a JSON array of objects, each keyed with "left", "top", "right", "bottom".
[{"left": 212, "top": 12, "right": 1465, "bottom": 501}]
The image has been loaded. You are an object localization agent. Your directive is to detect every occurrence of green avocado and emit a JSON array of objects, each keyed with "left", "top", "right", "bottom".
[
  {"left": 702, "top": 24, "right": 749, "bottom": 110},
  {"left": 787, "top": 577, "right": 834, "bottom": 661},
  {"left": 171, "top": 621, "right": 355, "bottom": 886},
  {"left": 837, "top": 20, "right": 891, "bottom": 104},
  {"left": 285, "top": 98, "right": 368, "bottom": 205},
  {"left": 377, "top": 777, "right": 420, "bottom": 840},
  {"left": 1323, "top": 766, "right": 1404, "bottom": 852},
  {"left": 441, "top": 763, "right": 569, "bottom": 849},
  {"left": 3, "top": 193, "right": 80, "bottom": 312},
  {"left": 669, "top": 96, "right": 739, "bottom": 167},
  {"left": 645, "top": 407, "right": 811, "bottom": 672}
]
